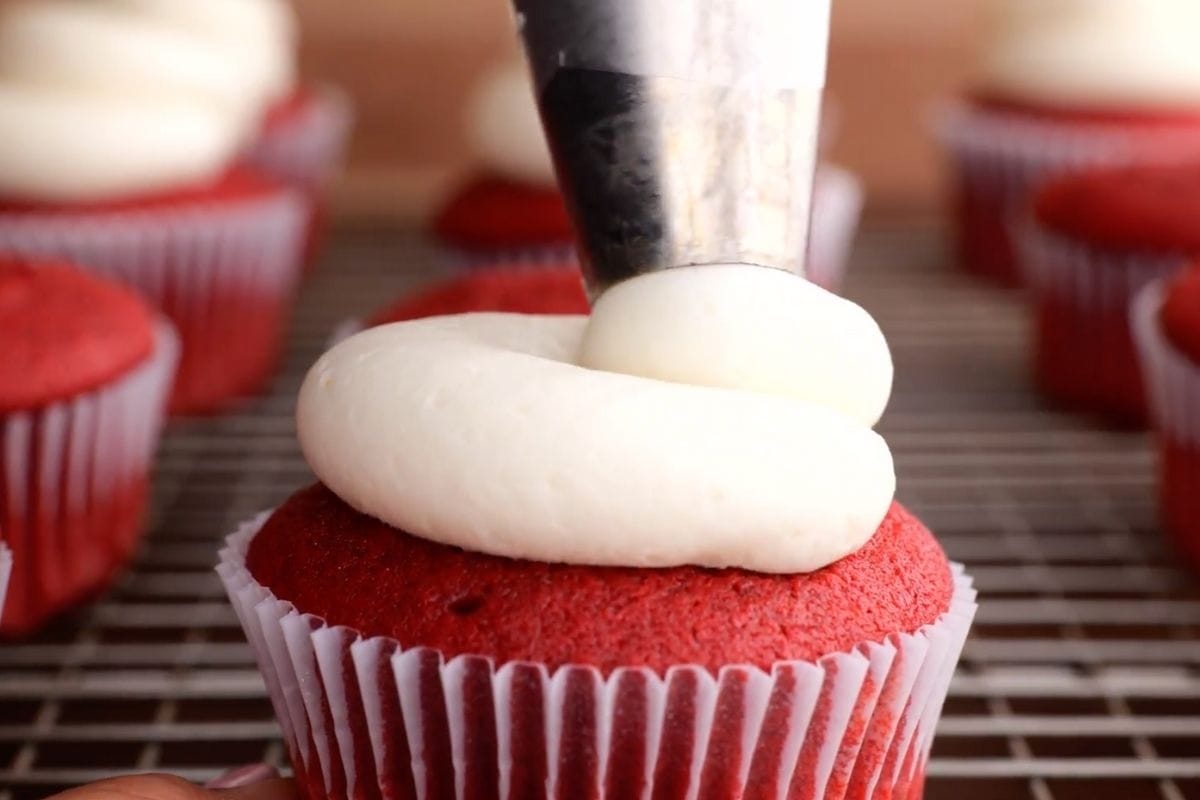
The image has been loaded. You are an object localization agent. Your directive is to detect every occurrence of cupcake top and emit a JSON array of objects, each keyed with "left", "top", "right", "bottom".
[
  {"left": 366, "top": 267, "right": 589, "bottom": 327},
  {"left": 977, "top": 0, "right": 1200, "bottom": 111},
  {"left": 1161, "top": 265, "right": 1200, "bottom": 365},
  {"left": 1034, "top": 163, "right": 1200, "bottom": 253},
  {"left": 0, "top": 256, "right": 156, "bottom": 412},
  {"left": 0, "top": 0, "right": 293, "bottom": 203},
  {"left": 248, "top": 484, "right": 951, "bottom": 672},
  {"left": 299, "top": 264, "right": 894, "bottom": 574},
  {"left": 466, "top": 62, "right": 557, "bottom": 188}
]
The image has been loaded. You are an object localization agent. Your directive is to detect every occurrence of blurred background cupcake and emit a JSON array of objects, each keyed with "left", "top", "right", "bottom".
[
  {"left": 1018, "top": 164, "right": 1200, "bottom": 425},
  {"left": 0, "top": 257, "right": 176, "bottom": 635},
  {"left": 0, "top": 0, "right": 308, "bottom": 415},
  {"left": 938, "top": 0, "right": 1200, "bottom": 286},
  {"left": 1135, "top": 267, "right": 1200, "bottom": 572}
]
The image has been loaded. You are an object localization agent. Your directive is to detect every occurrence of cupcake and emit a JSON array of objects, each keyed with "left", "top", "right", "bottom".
[
  {"left": 938, "top": 0, "right": 1200, "bottom": 285},
  {"left": 1, "top": 257, "right": 177, "bottom": 635},
  {"left": 1134, "top": 267, "right": 1200, "bottom": 571},
  {"left": 221, "top": 265, "right": 975, "bottom": 798},
  {"left": 432, "top": 62, "right": 576, "bottom": 266},
  {"left": 1017, "top": 163, "right": 1200, "bottom": 425},
  {"left": 0, "top": 543, "right": 10, "bottom": 621},
  {"left": 0, "top": 0, "right": 307, "bottom": 414}
]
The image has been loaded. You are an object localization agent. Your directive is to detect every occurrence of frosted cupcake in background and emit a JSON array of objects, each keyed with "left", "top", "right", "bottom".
[
  {"left": 431, "top": 61, "right": 576, "bottom": 265},
  {"left": 0, "top": 544, "right": 10, "bottom": 625},
  {"left": 938, "top": 0, "right": 1200, "bottom": 285},
  {"left": 1, "top": 257, "right": 177, "bottom": 636},
  {"left": 0, "top": 0, "right": 307, "bottom": 415},
  {"left": 222, "top": 265, "right": 975, "bottom": 798}
]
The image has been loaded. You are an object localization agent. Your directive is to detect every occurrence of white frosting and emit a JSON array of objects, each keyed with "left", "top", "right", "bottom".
[
  {"left": 980, "top": 0, "right": 1200, "bottom": 108},
  {"left": 0, "top": 0, "right": 271, "bottom": 201},
  {"left": 104, "top": 0, "right": 297, "bottom": 108},
  {"left": 299, "top": 268, "right": 896, "bottom": 574},
  {"left": 466, "top": 63, "right": 557, "bottom": 187}
]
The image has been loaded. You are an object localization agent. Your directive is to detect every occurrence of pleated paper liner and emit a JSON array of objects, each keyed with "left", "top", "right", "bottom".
[
  {"left": 0, "top": 191, "right": 307, "bottom": 415},
  {"left": 244, "top": 85, "right": 355, "bottom": 273},
  {"left": 1, "top": 321, "right": 178, "bottom": 635},
  {"left": 219, "top": 513, "right": 976, "bottom": 800},
  {"left": 1015, "top": 217, "right": 1189, "bottom": 426},
  {"left": 1133, "top": 282, "right": 1200, "bottom": 572},
  {"left": 809, "top": 165, "right": 864, "bottom": 294},
  {"left": 0, "top": 543, "right": 10, "bottom": 622},
  {"left": 936, "top": 101, "right": 1200, "bottom": 286}
]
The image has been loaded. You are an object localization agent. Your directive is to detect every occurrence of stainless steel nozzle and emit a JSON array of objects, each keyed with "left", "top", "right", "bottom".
[{"left": 511, "top": 0, "right": 831, "bottom": 294}]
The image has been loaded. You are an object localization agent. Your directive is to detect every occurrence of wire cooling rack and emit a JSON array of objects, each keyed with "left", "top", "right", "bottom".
[{"left": 3, "top": 219, "right": 1200, "bottom": 800}]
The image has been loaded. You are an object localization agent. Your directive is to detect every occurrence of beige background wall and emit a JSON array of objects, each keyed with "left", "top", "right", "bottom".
[{"left": 294, "top": 0, "right": 989, "bottom": 220}]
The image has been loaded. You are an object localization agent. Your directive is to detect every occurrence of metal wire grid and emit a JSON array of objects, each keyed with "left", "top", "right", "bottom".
[{"left": 2, "top": 220, "right": 1200, "bottom": 800}]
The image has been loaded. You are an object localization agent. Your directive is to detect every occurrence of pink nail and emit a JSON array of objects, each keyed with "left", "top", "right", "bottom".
[{"left": 204, "top": 763, "right": 279, "bottom": 790}]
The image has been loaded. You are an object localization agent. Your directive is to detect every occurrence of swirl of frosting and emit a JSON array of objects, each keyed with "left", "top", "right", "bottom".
[
  {"left": 978, "top": 0, "right": 1200, "bottom": 109},
  {"left": 466, "top": 62, "right": 557, "bottom": 187},
  {"left": 0, "top": 0, "right": 283, "bottom": 202},
  {"left": 299, "top": 266, "right": 895, "bottom": 573}
]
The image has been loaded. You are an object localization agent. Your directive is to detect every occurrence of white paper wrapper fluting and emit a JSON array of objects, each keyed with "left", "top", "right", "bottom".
[
  {"left": 244, "top": 86, "right": 356, "bottom": 191},
  {"left": 1, "top": 322, "right": 178, "bottom": 634},
  {"left": 935, "top": 101, "right": 1200, "bottom": 284},
  {"left": 1015, "top": 217, "right": 1191, "bottom": 422},
  {"left": 0, "top": 193, "right": 306, "bottom": 414},
  {"left": 218, "top": 514, "right": 976, "bottom": 800},
  {"left": 1133, "top": 282, "right": 1200, "bottom": 444},
  {"left": 808, "top": 165, "right": 863, "bottom": 294},
  {"left": 0, "top": 543, "right": 10, "bottom": 622},
  {"left": 1016, "top": 220, "right": 1189, "bottom": 313}
]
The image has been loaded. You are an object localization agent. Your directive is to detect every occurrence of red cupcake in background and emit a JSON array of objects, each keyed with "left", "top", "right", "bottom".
[
  {"left": 0, "top": 543, "right": 10, "bottom": 622},
  {"left": 432, "top": 62, "right": 576, "bottom": 265},
  {"left": 937, "top": 0, "right": 1200, "bottom": 285},
  {"left": 0, "top": 0, "right": 307, "bottom": 415},
  {"left": 1016, "top": 163, "right": 1200, "bottom": 425},
  {"left": 1134, "top": 266, "right": 1200, "bottom": 572},
  {"left": 223, "top": 264, "right": 975, "bottom": 798},
  {"left": 1, "top": 257, "right": 177, "bottom": 635}
]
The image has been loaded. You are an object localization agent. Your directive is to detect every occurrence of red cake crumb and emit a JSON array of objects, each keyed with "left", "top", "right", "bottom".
[
  {"left": 246, "top": 484, "right": 954, "bottom": 674},
  {"left": 433, "top": 176, "right": 574, "bottom": 250},
  {"left": 0, "top": 167, "right": 284, "bottom": 214},
  {"left": 1034, "top": 163, "right": 1200, "bottom": 254},
  {"left": 367, "top": 266, "right": 589, "bottom": 326},
  {"left": 0, "top": 257, "right": 155, "bottom": 412},
  {"left": 1162, "top": 265, "right": 1200, "bottom": 367}
]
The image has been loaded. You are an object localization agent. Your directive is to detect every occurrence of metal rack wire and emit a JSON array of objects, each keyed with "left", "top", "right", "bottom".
[{"left": 3, "top": 220, "right": 1199, "bottom": 800}]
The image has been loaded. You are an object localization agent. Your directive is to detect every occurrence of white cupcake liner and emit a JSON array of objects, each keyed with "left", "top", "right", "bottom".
[
  {"left": 1015, "top": 218, "right": 1189, "bottom": 312},
  {"left": 245, "top": 86, "right": 356, "bottom": 190},
  {"left": 1, "top": 321, "right": 178, "bottom": 634},
  {"left": 0, "top": 192, "right": 307, "bottom": 414},
  {"left": 0, "top": 543, "right": 10, "bottom": 622},
  {"left": 935, "top": 101, "right": 1200, "bottom": 282},
  {"left": 1132, "top": 281, "right": 1200, "bottom": 444},
  {"left": 218, "top": 513, "right": 976, "bottom": 799},
  {"left": 809, "top": 165, "right": 864, "bottom": 293}
]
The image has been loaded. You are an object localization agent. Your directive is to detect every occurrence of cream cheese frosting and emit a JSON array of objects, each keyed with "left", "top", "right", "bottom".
[
  {"left": 466, "top": 62, "right": 557, "bottom": 187},
  {"left": 299, "top": 267, "right": 896, "bottom": 573},
  {"left": 0, "top": 0, "right": 295, "bottom": 202},
  {"left": 979, "top": 0, "right": 1200, "bottom": 109}
]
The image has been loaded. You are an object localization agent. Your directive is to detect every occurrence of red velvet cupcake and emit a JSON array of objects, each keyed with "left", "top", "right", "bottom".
[
  {"left": 1133, "top": 266, "right": 1200, "bottom": 572},
  {"left": 222, "top": 261, "right": 975, "bottom": 798},
  {"left": 1, "top": 257, "right": 177, "bottom": 635},
  {"left": 936, "top": 2, "right": 1200, "bottom": 285},
  {"left": 221, "top": 487, "right": 973, "bottom": 800},
  {"left": 1016, "top": 163, "right": 1200, "bottom": 425}
]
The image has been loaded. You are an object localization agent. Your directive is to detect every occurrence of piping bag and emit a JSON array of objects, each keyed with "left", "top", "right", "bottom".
[{"left": 510, "top": 0, "right": 832, "bottom": 297}]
